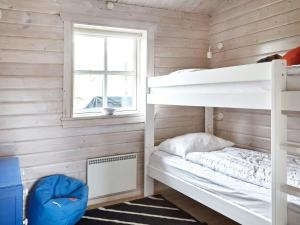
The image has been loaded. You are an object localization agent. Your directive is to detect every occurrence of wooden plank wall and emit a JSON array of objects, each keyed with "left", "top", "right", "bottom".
[
  {"left": 209, "top": 0, "right": 300, "bottom": 151},
  {"left": 0, "top": 0, "right": 207, "bottom": 205}
]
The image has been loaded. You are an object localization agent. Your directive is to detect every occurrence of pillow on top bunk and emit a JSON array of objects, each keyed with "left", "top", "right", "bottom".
[
  {"left": 283, "top": 46, "right": 300, "bottom": 66},
  {"left": 158, "top": 132, "right": 234, "bottom": 158}
]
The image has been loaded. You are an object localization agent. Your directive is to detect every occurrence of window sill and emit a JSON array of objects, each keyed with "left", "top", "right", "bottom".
[{"left": 61, "top": 112, "right": 145, "bottom": 128}]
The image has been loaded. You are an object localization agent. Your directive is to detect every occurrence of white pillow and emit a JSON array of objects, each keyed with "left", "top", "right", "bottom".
[{"left": 158, "top": 132, "right": 234, "bottom": 158}]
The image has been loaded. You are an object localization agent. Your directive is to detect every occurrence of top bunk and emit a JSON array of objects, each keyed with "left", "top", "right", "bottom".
[{"left": 147, "top": 60, "right": 300, "bottom": 111}]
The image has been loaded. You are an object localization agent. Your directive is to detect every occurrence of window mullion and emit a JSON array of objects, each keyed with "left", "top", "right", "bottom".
[
  {"left": 74, "top": 70, "right": 105, "bottom": 75},
  {"left": 103, "top": 37, "right": 108, "bottom": 108},
  {"left": 106, "top": 71, "right": 136, "bottom": 76}
]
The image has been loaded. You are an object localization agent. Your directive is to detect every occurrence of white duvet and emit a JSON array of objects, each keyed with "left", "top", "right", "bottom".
[{"left": 186, "top": 147, "right": 300, "bottom": 189}]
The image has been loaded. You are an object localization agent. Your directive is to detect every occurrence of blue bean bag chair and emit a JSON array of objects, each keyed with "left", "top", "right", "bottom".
[{"left": 28, "top": 175, "right": 88, "bottom": 225}]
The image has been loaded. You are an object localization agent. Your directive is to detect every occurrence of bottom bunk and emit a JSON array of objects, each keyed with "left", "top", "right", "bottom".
[{"left": 147, "top": 147, "right": 300, "bottom": 225}]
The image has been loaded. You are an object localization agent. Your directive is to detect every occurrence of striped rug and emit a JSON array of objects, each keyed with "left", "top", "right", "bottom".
[{"left": 77, "top": 195, "right": 207, "bottom": 225}]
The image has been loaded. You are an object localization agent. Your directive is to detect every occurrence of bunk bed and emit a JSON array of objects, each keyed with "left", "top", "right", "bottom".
[{"left": 144, "top": 60, "right": 300, "bottom": 225}]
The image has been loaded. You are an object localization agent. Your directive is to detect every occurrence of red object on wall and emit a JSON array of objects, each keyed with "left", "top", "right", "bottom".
[{"left": 283, "top": 47, "right": 300, "bottom": 66}]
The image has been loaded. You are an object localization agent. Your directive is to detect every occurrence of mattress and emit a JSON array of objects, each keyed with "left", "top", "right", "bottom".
[
  {"left": 173, "top": 69, "right": 271, "bottom": 92},
  {"left": 186, "top": 147, "right": 300, "bottom": 189},
  {"left": 151, "top": 67, "right": 300, "bottom": 96},
  {"left": 149, "top": 150, "right": 300, "bottom": 224}
]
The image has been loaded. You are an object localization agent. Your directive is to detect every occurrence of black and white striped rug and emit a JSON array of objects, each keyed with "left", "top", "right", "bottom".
[{"left": 77, "top": 195, "right": 207, "bottom": 225}]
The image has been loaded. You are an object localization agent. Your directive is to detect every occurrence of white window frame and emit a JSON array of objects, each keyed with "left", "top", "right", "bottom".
[
  {"left": 73, "top": 24, "right": 142, "bottom": 116},
  {"left": 61, "top": 13, "right": 155, "bottom": 127}
]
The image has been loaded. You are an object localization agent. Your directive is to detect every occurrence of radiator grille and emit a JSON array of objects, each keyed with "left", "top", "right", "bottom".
[
  {"left": 88, "top": 154, "right": 137, "bottom": 165},
  {"left": 87, "top": 153, "right": 137, "bottom": 199}
]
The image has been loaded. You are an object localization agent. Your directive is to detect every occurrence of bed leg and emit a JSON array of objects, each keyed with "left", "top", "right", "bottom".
[
  {"left": 144, "top": 104, "right": 155, "bottom": 196},
  {"left": 144, "top": 175, "right": 154, "bottom": 197}
]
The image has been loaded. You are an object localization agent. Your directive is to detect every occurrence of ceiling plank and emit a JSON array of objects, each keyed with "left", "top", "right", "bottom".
[{"left": 113, "top": 0, "right": 223, "bottom": 13}]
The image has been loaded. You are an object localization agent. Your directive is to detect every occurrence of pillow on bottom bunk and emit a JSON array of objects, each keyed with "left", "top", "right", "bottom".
[{"left": 158, "top": 132, "right": 234, "bottom": 158}]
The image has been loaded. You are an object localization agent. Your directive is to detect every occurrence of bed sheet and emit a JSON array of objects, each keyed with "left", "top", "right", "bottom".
[{"left": 150, "top": 150, "right": 300, "bottom": 224}]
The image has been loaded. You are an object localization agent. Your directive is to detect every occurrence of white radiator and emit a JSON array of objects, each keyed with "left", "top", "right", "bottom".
[{"left": 87, "top": 153, "right": 137, "bottom": 199}]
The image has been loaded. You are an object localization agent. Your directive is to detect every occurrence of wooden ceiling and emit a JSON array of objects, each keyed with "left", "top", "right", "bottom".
[{"left": 116, "top": 0, "right": 224, "bottom": 13}]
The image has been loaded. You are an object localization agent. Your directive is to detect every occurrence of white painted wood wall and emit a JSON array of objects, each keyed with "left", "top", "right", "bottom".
[
  {"left": 2, "top": 0, "right": 299, "bottom": 208},
  {"left": 0, "top": 0, "right": 207, "bottom": 205},
  {"left": 209, "top": 0, "right": 300, "bottom": 152}
]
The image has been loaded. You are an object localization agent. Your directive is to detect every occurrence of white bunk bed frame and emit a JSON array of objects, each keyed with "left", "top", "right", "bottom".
[{"left": 144, "top": 60, "right": 300, "bottom": 225}]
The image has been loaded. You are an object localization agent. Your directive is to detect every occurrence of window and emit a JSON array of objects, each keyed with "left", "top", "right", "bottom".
[{"left": 72, "top": 24, "right": 144, "bottom": 117}]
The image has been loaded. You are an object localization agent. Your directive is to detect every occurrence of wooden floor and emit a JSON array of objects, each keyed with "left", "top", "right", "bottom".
[
  {"left": 90, "top": 188, "right": 239, "bottom": 225},
  {"left": 160, "top": 189, "right": 239, "bottom": 225}
]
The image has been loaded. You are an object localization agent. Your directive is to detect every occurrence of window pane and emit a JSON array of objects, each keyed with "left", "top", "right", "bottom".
[
  {"left": 107, "top": 75, "right": 136, "bottom": 109},
  {"left": 107, "top": 37, "right": 136, "bottom": 71},
  {"left": 73, "top": 74, "right": 104, "bottom": 114},
  {"left": 74, "top": 34, "right": 104, "bottom": 71}
]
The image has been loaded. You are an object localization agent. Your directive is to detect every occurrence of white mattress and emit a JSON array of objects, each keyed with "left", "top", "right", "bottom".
[
  {"left": 149, "top": 150, "right": 300, "bottom": 225},
  {"left": 186, "top": 147, "right": 300, "bottom": 189},
  {"left": 151, "top": 67, "right": 300, "bottom": 95},
  {"left": 151, "top": 68, "right": 271, "bottom": 94}
]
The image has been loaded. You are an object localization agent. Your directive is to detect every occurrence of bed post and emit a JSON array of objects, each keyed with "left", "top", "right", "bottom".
[
  {"left": 144, "top": 103, "right": 155, "bottom": 196},
  {"left": 271, "top": 60, "right": 287, "bottom": 225},
  {"left": 205, "top": 107, "right": 214, "bottom": 134}
]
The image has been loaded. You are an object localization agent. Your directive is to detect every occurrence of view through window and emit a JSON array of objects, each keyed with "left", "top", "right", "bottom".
[{"left": 73, "top": 26, "right": 142, "bottom": 116}]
